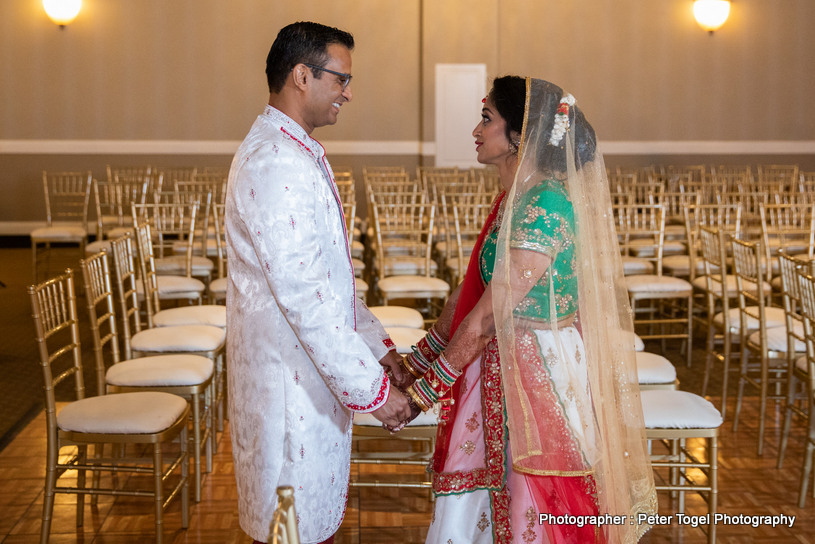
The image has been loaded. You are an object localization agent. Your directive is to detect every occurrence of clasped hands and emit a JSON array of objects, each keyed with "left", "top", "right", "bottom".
[{"left": 371, "top": 351, "right": 422, "bottom": 432}]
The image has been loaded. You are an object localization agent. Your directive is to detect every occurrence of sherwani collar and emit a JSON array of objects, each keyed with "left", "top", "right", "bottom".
[{"left": 262, "top": 105, "right": 325, "bottom": 160}]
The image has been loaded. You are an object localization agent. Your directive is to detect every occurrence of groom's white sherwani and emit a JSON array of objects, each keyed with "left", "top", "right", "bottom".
[{"left": 225, "top": 106, "right": 393, "bottom": 543}]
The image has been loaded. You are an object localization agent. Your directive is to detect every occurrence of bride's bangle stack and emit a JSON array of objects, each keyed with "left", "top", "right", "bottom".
[
  {"left": 406, "top": 353, "right": 461, "bottom": 412},
  {"left": 402, "top": 327, "right": 448, "bottom": 378}
]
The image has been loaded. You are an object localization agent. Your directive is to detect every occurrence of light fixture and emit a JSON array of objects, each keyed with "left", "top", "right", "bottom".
[
  {"left": 693, "top": 0, "right": 731, "bottom": 34},
  {"left": 43, "top": 0, "right": 82, "bottom": 29}
]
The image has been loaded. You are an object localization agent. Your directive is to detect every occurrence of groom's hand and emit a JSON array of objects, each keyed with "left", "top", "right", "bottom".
[
  {"left": 371, "top": 387, "right": 411, "bottom": 428},
  {"left": 380, "top": 389, "right": 424, "bottom": 432}
]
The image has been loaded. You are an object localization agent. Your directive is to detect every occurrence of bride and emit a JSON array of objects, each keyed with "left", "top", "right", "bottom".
[{"left": 397, "top": 76, "right": 657, "bottom": 543}]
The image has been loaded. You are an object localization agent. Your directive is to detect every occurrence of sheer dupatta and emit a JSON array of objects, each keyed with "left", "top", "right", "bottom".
[{"left": 491, "top": 78, "right": 656, "bottom": 542}]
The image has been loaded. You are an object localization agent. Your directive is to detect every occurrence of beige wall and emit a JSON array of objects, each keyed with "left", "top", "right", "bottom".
[{"left": 1, "top": 0, "right": 814, "bottom": 227}]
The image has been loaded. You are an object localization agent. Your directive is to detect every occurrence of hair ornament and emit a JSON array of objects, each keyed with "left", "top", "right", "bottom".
[{"left": 548, "top": 94, "right": 576, "bottom": 146}]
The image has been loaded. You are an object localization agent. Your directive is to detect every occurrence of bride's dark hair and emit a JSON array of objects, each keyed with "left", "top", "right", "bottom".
[{"left": 490, "top": 75, "right": 597, "bottom": 172}]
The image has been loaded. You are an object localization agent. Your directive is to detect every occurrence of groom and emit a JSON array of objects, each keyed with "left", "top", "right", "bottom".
[{"left": 224, "top": 21, "right": 410, "bottom": 544}]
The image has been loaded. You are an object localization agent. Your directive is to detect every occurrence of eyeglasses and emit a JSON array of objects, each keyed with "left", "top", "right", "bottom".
[{"left": 303, "top": 63, "right": 352, "bottom": 90}]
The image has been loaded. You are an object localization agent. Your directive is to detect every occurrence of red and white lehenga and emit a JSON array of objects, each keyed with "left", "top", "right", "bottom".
[{"left": 425, "top": 79, "right": 656, "bottom": 544}]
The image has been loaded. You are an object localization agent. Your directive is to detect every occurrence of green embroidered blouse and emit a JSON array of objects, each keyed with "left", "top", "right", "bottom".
[{"left": 480, "top": 179, "right": 578, "bottom": 322}]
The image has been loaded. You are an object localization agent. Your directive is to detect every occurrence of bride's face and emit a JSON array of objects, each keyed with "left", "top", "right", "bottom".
[{"left": 472, "top": 96, "right": 514, "bottom": 167}]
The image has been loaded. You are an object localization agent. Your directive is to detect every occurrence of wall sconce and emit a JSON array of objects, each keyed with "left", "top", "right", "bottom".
[
  {"left": 43, "top": 0, "right": 82, "bottom": 29},
  {"left": 693, "top": 0, "right": 731, "bottom": 34}
]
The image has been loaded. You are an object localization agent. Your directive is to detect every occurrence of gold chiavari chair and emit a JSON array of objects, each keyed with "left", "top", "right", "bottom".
[
  {"left": 208, "top": 203, "right": 228, "bottom": 304},
  {"left": 343, "top": 199, "right": 368, "bottom": 300},
  {"left": 31, "top": 171, "right": 92, "bottom": 282},
  {"left": 470, "top": 165, "right": 500, "bottom": 194},
  {"left": 372, "top": 199, "right": 449, "bottom": 319},
  {"left": 613, "top": 200, "right": 654, "bottom": 277},
  {"left": 90, "top": 177, "right": 150, "bottom": 244},
  {"left": 641, "top": 389, "right": 722, "bottom": 544},
  {"left": 110, "top": 234, "right": 227, "bottom": 434},
  {"left": 711, "top": 164, "right": 753, "bottom": 185},
  {"left": 350, "top": 408, "right": 439, "bottom": 492},
  {"left": 663, "top": 197, "right": 707, "bottom": 282},
  {"left": 441, "top": 191, "right": 494, "bottom": 286},
  {"left": 757, "top": 164, "right": 800, "bottom": 191},
  {"left": 362, "top": 165, "right": 407, "bottom": 183},
  {"left": 697, "top": 226, "right": 739, "bottom": 413},
  {"left": 718, "top": 190, "right": 769, "bottom": 241},
  {"left": 433, "top": 182, "right": 487, "bottom": 274},
  {"left": 131, "top": 198, "right": 215, "bottom": 289},
  {"left": 30, "top": 269, "right": 190, "bottom": 544},
  {"left": 760, "top": 203, "right": 815, "bottom": 292},
  {"left": 268, "top": 486, "right": 301, "bottom": 544},
  {"left": 794, "top": 267, "right": 815, "bottom": 506},
  {"left": 155, "top": 166, "right": 197, "bottom": 194},
  {"left": 731, "top": 238, "right": 801, "bottom": 455},
  {"left": 80, "top": 251, "right": 215, "bottom": 502},
  {"left": 799, "top": 172, "right": 815, "bottom": 203},
  {"left": 621, "top": 204, "right": 695, "bottom": 367},
  {"left": 661, "top": 164, "right": 707, "bottom": 188},
  {"left": 776, "top": 253, "right": 812, "bottom": 473}
]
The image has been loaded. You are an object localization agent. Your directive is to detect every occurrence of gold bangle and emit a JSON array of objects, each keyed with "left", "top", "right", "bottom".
[
  {"left": 402, "top": 355, "right": 423, "bottom": 379},
  {"left": 406, "top": 384, "right": 431, "bottom": 412}
]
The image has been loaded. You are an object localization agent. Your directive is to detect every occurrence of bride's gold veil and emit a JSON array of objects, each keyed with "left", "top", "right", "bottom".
[{"left": 491, "top": 77, "right": 657, "bottom": 542}]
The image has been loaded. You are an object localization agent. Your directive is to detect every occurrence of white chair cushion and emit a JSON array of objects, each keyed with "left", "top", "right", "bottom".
[
  {"left": 57, "top": 391, "right": 188, "bottom": 434},
  {"left": 625, "top": 275, "right": 692, "bottom": 293},
  {"left": 85, "top": 239, "right": 113, "bottom": 256},
  {"left": 209, "top": 277, "right": 227, "bottom": 297},
  {"left": 352, "top": 240, "right": 364, "bottom": 259},
  {"left": 131, "top": 324, "right": 225, "bottom": 353},
  {"left": 382, "top": 257, "right": 439, "bottom": 276},
  {"left": 155, "top": 255, "right": 214, "bottom": 275},
  {"left": 370, "top": 306, "right": 425, "bottom": 329},
  {"left": 640, "top": 390, "right": 723, "bottom": 429},
  {"left": 620, "top": 330, "right": 645, "bottom": 351},
  {"left": 692, "top": 274, "right": 738, "bottom": 297},
  {"left": 31, "top": 225, "right": 87, "bottom": 241},
  {"left": 384, "top": 327, "right": 427, "bottom": 354},
  {"left": 796, "top": 355, "right": 810, "bottom": 373},
  {"left": 748, "top": 324, "right": 805, "bottom": 353},
  {"left": 622, "top": 256, "right": 655, "bottom": 276},
  {"left": 632, "top": 332, "right": 645, "bottom": 352},
  {"left": 713, "top": 307, "right": 786, "bottom": 332},
  {"left": 107, "top": 226, "right": 134, "bottom": 239},
  {"left": 107, "top": 354, "right": 213, "bottom": 387},
  {"left": 378, "top": 276, "right": 450, "bottom": 296},
  {"left": 354, "top": 406, "right": 440, "bottom": 427},
  {"left": 352, "top": 258, "right": 366, "bottom": 277},
  {"left": 629, "top": 239, "right": 686, "bottom": 257},
  {"left": 355, "top": 277, "right": 369, "bottom": 296},
  {"left": 660, "top": 254, "right": 691, "bottom": 276},
  {"left": 137, "top": 275, "right": 205, "bottom": 297},
  {"left": 99, "top": 214, "right": 121, "bottom": 226},
  {"left": 636, "top": 352, "right": 677, "bottom": 384},
  {"left": 153, "top": 305, "right": 226, "bottom": 328}
]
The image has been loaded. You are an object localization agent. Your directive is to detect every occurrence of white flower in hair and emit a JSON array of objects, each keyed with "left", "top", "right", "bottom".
[{"left": 548, "top": 94, "right": 576, "bottom": 146}]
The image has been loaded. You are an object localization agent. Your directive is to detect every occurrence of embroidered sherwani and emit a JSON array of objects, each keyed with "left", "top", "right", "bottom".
[{"left": 225, "top": 106, "right": 392, "bottom": 543}]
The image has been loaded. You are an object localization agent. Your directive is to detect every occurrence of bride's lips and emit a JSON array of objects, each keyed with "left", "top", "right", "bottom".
[{"left": 475, "top": 141, "right": 483, "bottom": 150}]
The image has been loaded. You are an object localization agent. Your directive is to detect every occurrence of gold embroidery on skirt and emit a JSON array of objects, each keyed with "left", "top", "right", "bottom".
[{"left": 477, "top": 512, "right": 490, "bottom": 532}]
